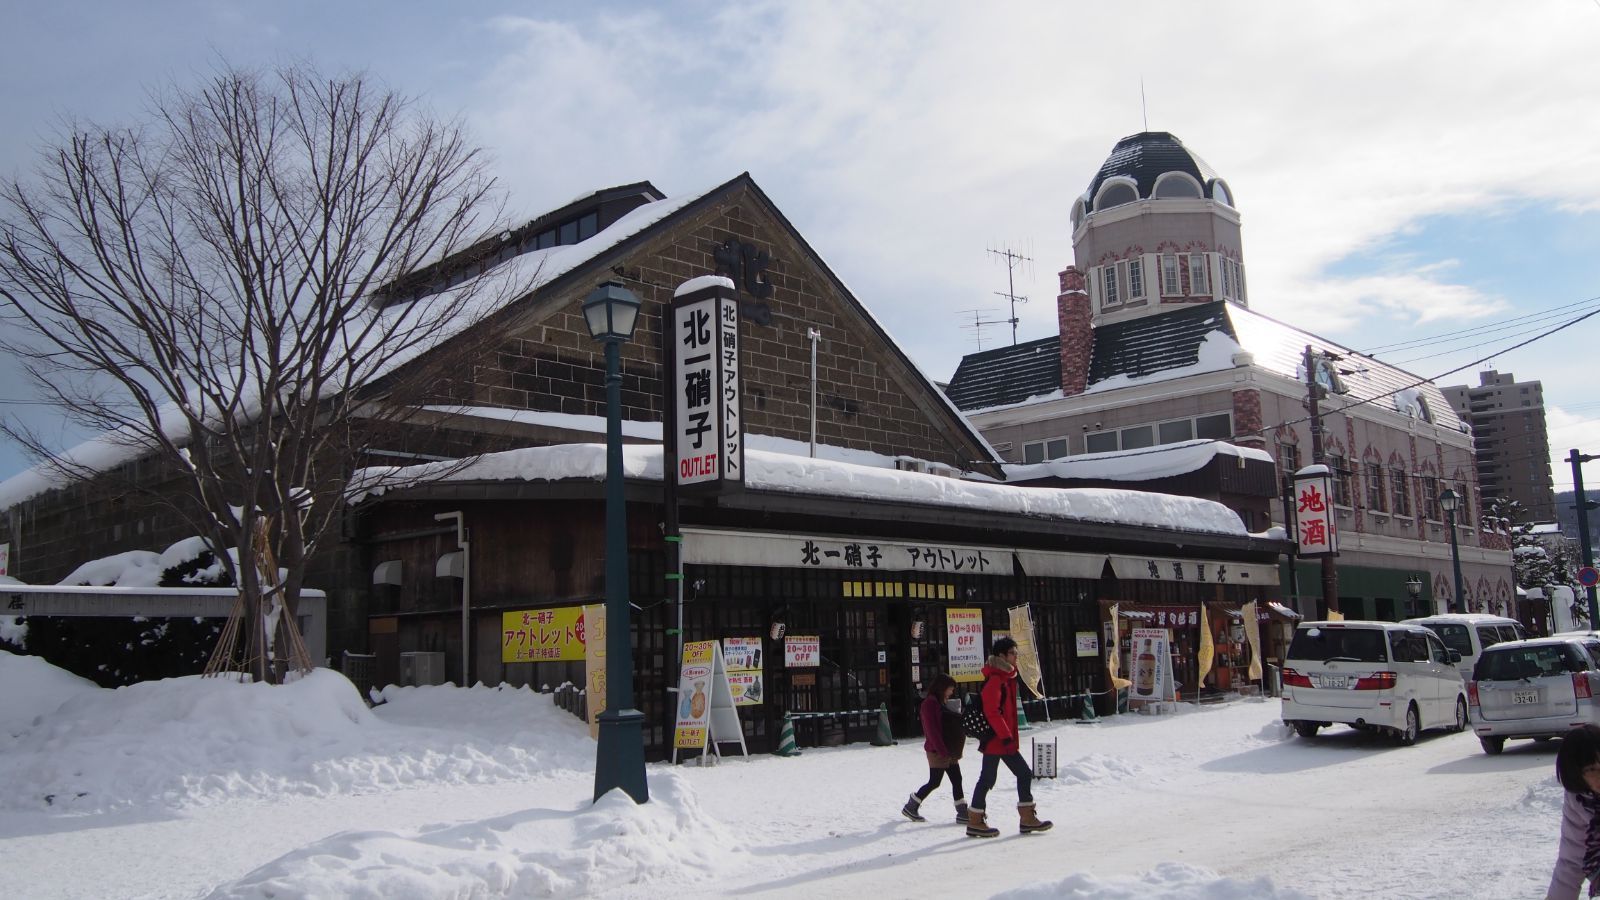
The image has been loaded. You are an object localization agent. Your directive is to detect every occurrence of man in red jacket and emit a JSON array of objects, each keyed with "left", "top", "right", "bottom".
[{"left": 967, "top": 636, "right": 1053, "bottom": 838}]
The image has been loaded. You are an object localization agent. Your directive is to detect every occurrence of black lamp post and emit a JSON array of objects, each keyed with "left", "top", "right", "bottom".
[
  {"left": 583, "top": 280, "right": 648, "bottom": 805},
  {"left": 1439, "top": 488, "right": 1466, "bottom": 615},
  {"left": 1405, "top": 574, "right": 1423, "bottom": 619}
]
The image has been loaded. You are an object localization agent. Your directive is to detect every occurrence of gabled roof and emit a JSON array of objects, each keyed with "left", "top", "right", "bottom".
[
  {"left": 943, "top": 336, "right": 1060, "bottom": 411},
  {"left": 1, "top": 173, "right": 1003, "bottom": 507}
]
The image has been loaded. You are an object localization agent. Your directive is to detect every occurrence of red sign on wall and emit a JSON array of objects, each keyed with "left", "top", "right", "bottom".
[{"left": 1294, "top": 465, "right": 1339, "bottom": 558}]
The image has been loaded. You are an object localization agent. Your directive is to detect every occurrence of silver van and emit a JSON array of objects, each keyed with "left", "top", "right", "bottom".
[
  {"left": 1400, "top": 614, "right": 1524, "bottom": 682},
  {"left": 1470, "top": 636, "right": 1600, "bottom": 754}
]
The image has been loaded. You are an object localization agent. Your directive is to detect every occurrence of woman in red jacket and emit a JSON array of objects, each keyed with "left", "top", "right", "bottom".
[
  {"left": 967, "top": 636, "right": 1052, "bottom": 838},
  {"left": 900, "top": 672, "right": 968, "bottom": 824}
]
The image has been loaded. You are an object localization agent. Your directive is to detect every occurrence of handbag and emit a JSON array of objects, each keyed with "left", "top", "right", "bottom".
[{"left": 960, "top": 701, "right": 995, "bottom": 742}]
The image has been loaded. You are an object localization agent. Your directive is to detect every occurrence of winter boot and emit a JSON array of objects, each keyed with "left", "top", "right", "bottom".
[
  {"left": 965, "top": 808, "right": 999, "bottom": 838},
  {"left": 954, "top": 800, "right": 969, "bottom": 825},
  {"left": 1018, "top": 802, "right": 1053, "bottom": 834},
  {"left": 901, "top": 793, "right": 926, "bottom": 822}
]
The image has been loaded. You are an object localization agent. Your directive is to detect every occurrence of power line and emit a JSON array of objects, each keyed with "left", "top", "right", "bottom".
[
  {"left": 1264, "top": 302, "right": 1600, "bottom": 437},
  {"left": 1362, "top": 294, "right": 1600, "bottom": 356}
]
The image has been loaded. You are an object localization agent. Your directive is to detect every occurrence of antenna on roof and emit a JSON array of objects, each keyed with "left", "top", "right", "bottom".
[
  {"left": 957, "top": 308, "right": 1007, "bottom": 352},
  {"left": 1141, "top": 78, "right": 1149, "bottom": 131},
  {"left": 987, "top": 244, "right": 1032, "bottom": 346}
]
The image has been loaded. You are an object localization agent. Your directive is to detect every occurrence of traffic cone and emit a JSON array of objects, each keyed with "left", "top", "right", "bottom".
[
  {"left": 1078, "top": 692, "right": 1097, "bottom": 722},
  {"left": 775, "top": 715, "right": 801, "bottom": 756},
  {"left": 872, "top": 703, "right": 896, "bottom": 746}
]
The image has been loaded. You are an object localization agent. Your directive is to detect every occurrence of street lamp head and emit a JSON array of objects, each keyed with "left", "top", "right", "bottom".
[
  {"left": 1439, "top": 487, "right": 1459, "bottom": 514},
  {"left": 1405, "top": 575, "right": 1422, "bottom": 599},
  {"left": 582, "top": 281, "right": 642, "bottom": 343}
]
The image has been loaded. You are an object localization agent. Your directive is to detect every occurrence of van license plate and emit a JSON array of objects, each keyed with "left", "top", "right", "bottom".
[
  {"left": 1512, "top": 690, "right": 1540, "bottom": 705},
  {"left": 1313, "top": 674, "right": 1348, "bottom": 689}
]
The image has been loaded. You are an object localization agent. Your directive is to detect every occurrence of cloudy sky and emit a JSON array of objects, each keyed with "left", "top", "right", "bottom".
[{"left": 3, "top": 1, "right": 1599, "bottom": 505}]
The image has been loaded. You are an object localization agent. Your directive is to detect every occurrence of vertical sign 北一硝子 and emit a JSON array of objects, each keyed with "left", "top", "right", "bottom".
[{"left": 671, "top": 277, "right": 743, "bottom": 494}]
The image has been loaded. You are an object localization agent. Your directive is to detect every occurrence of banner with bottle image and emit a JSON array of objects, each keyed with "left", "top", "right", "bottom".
[
  {"left": 1129, "top": 627, "right": 1176, "bottom": 702},
  {"left": 723, "top": 636, "right": 764, "bottom": 706}
]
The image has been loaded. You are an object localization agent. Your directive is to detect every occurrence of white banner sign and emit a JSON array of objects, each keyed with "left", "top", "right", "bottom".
[
  {"left": 1293, "top": 466, "right": 1339, "bottom": 557},
  {"left": 683, "top": 527, "right": 1007, "bottom": 575},
  {"left": 0, "top": 542, "right": 8, "bottom": 577},
  {"left": 784, "top": 635, "right": 820, "bottom": 667},
  {"left": 947, "top": 608, "right": 986, "bottom": 682},
  {"left": 671, "top": 278, "right": 743, "bottom": 492},
  {"left": 1129, "top": 627, "right": 1175, "bottom": 702}
]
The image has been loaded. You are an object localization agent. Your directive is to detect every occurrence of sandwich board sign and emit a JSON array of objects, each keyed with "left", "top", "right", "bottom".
[{"left": 672, "top": 639, "right": 749, "bottom": 763}]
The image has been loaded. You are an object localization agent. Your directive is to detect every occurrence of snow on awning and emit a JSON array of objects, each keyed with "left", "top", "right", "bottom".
[{"left": 1268, "top": 601, "right": 1301, "bottom": 619}]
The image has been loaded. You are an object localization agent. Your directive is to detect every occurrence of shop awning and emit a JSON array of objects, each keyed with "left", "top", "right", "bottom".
[
  {"left": 1013, "top": 549, "right": 1106, "bottom": 580},
  {"left": 1268, "top": 601, "right": 1302, "bottom": 619},
  {"left": 1107, "top": 554, "right": 1280, "bottom": 585},
  {"left": 681, "top": 527, "right": 1013, "bottom": 576}
]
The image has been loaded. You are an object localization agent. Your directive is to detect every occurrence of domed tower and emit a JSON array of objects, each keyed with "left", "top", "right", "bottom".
[{"left": 1067, "top": 131, "right": 1246, "bottom": 327}]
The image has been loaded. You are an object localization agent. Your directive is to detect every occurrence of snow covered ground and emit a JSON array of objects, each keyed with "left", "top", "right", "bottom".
[{"left": 0, "top": 650, "right": 1561, "bottom": 899}]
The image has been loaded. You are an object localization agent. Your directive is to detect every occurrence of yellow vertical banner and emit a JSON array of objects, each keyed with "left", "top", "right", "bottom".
[
  {"left": 1242, "top": 601, "right": 1264, "bottom": 681},
  {"left": 1007, "top": 604, "right": 1045, "bottom": 700},
  {"left": 1197, "top": 604, "right": 1214, "bottom": 691},
  {"left": 1108, "top": 604, "right": 1130, "bottom": 690},
  {"left": 583, "top": 603, "right": 606, "bottom": 740}
]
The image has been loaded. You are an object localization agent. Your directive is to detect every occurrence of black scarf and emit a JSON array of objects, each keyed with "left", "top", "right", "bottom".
[{"left": 1579, "top": 792, "right": 1600, "bottom": 896}]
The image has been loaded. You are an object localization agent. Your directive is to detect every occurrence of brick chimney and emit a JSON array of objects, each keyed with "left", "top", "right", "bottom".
[{"left": 1058, "top": 266, "right": 1092, "bottom": 396}]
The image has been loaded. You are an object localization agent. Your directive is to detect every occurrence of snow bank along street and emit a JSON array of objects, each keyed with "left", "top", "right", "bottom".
[{"left": 0, "top": 651, "right": 1561, "bottom": 899}]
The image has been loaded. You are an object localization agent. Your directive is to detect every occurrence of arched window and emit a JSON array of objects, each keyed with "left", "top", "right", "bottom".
[
  {"left": 1071, "top": 198, "right": 1087, "bottom": 229},
  {"left": 1211, "top": 179, "right": 1235, "bottom": 207},
  {"left": 1094, "top": 180, "right": 1138, "bottom": 211},
  {"left": 1152, "top": 172, "right": 1203, "bottom": 199}
]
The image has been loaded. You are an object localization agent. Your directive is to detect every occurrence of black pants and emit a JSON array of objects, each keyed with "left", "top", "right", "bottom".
[
  {"left": 914, "top": 763, "right": 964, "bottom": 802},
  {"left": 970, "top": 752, "right": 1033, "bottom": 811}
]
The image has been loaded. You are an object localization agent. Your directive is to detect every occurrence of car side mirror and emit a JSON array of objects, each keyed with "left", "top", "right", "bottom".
[{"left": 1448, "top": 650, "right": 1462, "bottom": 663}]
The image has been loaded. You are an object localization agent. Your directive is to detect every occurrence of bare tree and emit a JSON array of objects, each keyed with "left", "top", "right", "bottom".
[{"left": 0, "top": 63, "right": 524, "bottom": 681}]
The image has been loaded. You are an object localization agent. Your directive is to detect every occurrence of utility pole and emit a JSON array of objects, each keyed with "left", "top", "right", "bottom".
[
  {"left": 1303, "top": 345, "right": 1339, "bottom": 615},
  {"left": 1569, "top": 449, "right": 1599, "bottom": 626}
]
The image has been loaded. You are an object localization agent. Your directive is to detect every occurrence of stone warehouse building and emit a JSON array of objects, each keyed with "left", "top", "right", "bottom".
[
  {"left": 0, "top": 172, "right": 1288, "bottom": 757},
  {"left": 946, "top": 132, "right": 1515, "bottom": 622}
]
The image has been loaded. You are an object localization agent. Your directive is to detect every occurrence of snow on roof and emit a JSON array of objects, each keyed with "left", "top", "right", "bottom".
[
  {"left": 1226, "top": 305, "right": 1465, "bottom": 432},
  {"left": 350, "top": 443, "right": 1251, "bottom": 538},
  {"left": 1002, "top": 439, "right": 1272, "bottom": 484},
  {"left": 0, "top": 183, "right": 723, "bottom": 512},
  {"left": 1082, "top": 328, "right": 1243, "bottom": 396}
]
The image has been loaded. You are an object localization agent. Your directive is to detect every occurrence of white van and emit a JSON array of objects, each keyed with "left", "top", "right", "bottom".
[
  {"left": 1400, "top": 614, "right": 1525, "bottom": 681},
  {"left": 1282, "top": 620, "right": 1469, "bottom": 745}
]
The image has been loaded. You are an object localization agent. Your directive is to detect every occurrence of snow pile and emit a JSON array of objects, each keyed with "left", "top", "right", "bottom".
[
  {"left": 0, "top": 614, "right": 26, "bottom": 647},
  {"left": 209, "top": 771, "right": 738, "bottom": 900},
  {"left": 996, "top": 861, "right": 1312, "bottom": 899},
  {"left": 0, "top": 666, "right": 593, "bottom": 811},
  {"left": 56, "top": 535, "right": 221, "bottom": 587},
  {"left": 0, "top": 650, "right": 101, "bottom": 738}
]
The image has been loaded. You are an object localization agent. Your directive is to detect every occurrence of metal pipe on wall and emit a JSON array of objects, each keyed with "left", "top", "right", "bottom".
[{"left": 435, "top": 511, "right": 470, "bottom": 685}]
